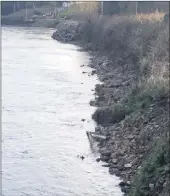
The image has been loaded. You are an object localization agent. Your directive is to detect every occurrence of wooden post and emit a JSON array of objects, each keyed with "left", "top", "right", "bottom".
[
  {"left": 135, "top": 1, "right": 138, "bottom": 15},
  {"left": 53, "top": 2, "right": 57, "bottom": 18},
  {"left": 13, "top": 2, "right": 16, "bottom": 13},
  {"left": 25, "top": 2, "right": 28, "bottom": 19},
  {"left": 101, "top": 1, "right": 103, "bottom": 15},
  {"left": 33, "top": 2, "right": 35, "bottom": 10}
]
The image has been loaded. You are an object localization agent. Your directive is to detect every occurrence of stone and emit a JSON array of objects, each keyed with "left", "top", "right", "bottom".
[
  {"left": 96, "top": 158, "right": 101, "bottom": 162},
  {"left": 112, "top": 158, "right": 118, "bottom": 164},
  {"left": 164, "top": 166, "right": 169, "bottom": 172},
  {"left": 119, "top": 150, "right": 125, "bottom": 156},
  {"left": 100, "top": 156, "right": 110, "bottom": 162},
  {"left": 121, "top": 186, "right": 128, "bottom": 193},
  {"left": 126, "top": 155, "right": 135, "bottom": 162},
  {"left": 163, "top": 181, "right": 167, "bottom": 187},
  {"left": 109, "top": 168, "right": 115, "bottom": 175},
  {"left": 102, "top": 164, "right": 109, "bottom": 167},
  {"left": 127, "top": 135, "right": 134, "bottom": 140},
  {"left": 101, "top": 151, "right": 111, "bottom": 156},
  {"left": 124, "top": 163, "right": 132, "bottom": 168},
  {"left": 119, "top": 181, "right": 126, "bottom": 187},
  {"left": 149, "top": 183, "right": 154, "bottom": 190},
  {"left": 81, "top": 119, "right": 86, "bottom": 122},
  {"left": 89, "top": 100, "right": 96, "bottom": 106},
  {"left": 91, "top": 70, "right": 96, "bottom": 75}
]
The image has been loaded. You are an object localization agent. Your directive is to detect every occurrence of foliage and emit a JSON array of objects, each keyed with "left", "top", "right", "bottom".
[
  {"left": 92, "top": 104, "right": 127, "bottom": 125},
  {"left": 128, "top": 137, "right": 169, "bottom": 196}
]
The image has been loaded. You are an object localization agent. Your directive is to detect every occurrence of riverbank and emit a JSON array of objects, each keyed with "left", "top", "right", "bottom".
[
  {"left": 52, "top": 12, "right": 169, "bottom": 196},
  {"left": 1, "top": 6, "right": 62, "bottom": 28}
]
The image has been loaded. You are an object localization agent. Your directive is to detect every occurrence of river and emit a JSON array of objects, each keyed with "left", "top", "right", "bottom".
[{"left": 2, "top": 27, "right": 122, "bottom": 196}]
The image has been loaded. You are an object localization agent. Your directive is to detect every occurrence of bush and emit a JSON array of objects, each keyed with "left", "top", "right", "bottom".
[{"left": 92, "top": 104, "right": 127, "bottom": 125}]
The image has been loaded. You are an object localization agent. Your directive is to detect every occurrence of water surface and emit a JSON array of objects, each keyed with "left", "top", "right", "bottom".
[{"left": 2, "top": 27, "right": 122, "bottom": 196}]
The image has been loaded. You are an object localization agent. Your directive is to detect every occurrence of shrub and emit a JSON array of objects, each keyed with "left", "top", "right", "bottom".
[{"left": 92, "top": 104, "right": 127, "bottom": 125}]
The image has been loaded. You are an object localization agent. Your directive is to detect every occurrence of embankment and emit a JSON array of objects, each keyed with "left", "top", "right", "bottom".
[
  {"left": 1, "top": 8, "right": 60, "bottom": 28},
  {"left": 53, "top": 12, "right": 169, "bottom": 196}
]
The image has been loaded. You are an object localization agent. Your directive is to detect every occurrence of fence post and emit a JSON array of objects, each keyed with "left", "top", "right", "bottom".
[{"left": 136, "top": 2, "right": 138, "bottom": 15}]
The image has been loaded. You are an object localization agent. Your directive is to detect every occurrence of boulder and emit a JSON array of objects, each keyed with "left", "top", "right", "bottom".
[
  {"left": 124, "top": 163, "right": 132, "bottom": 168},
  {"left": 112, "top": 158, "right": 118, "bottom": 164},
  {"left": 96, "top": 158, "right": 101, "bottom": 162},
  {"left": 100, "top": 156, "right": 110, "bottom": 162},
  {"left": 127, "top": 135, "right": 134, "bottom": 140},
  {"left": 91, "top": 70, "right": 96, "bottom": 75}
]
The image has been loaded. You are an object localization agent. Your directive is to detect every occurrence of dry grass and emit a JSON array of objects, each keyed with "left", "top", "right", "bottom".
[
  {"left": 78, "top": 11, "right": 169, "bottom": 113},
  {"left": 87, "top": 12, "right": 168, "bottom": 91},
  {"left": 136, "top": 11, "right": 165, "bottom": 22}
]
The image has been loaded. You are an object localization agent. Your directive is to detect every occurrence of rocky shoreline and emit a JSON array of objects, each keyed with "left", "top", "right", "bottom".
[
  {"left": 51, "top": 19, "right": 169, "bottom": 195},
  {"left": 51, "top": 20, "right": 136, "bottom": 193}
]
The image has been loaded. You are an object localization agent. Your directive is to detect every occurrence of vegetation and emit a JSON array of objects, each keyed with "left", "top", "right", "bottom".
[
  {"left": 59, "top": 2, "right": 99, "bottom": 19},
  {"left": 101, "top": 2, "right": 168, "bottom": 15},
  {"left": 76, "top": 8, "right": 169, "bottom": 195},
  {"left": 2, "top": 1, "right": 169, "bottom": 195},
  {"left": 92, "top": 104, "right": 127, "bottom": 125},
  {"left": 129, "top": 136, "right": 169, "bottom": 196},
  {"left": 83, "top": 11, "right": 169, "bottom": 123}
]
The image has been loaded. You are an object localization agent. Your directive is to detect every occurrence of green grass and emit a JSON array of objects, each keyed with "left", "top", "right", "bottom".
[
  {"left": 128, "top": 136, "right": 169, "bottom": 196},
  {"left": 59, "top": 5, "right": 81, "bottom": 17}
]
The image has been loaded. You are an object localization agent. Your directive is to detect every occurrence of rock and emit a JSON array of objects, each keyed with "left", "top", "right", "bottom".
[
  {"left": 82, "top": 71, "right": 87, "bottom": 74},
  {"left": 96, "top": 158, "right": 101, "bottom": 162},
  {"left": 22, "top": 150, "right": 28, "bottom": 154},
  {"left": 100, "top": 156, "right": 110, "bottom": 162},
  {"left": 102, "top": 164, "right": 109, "bottom": 167},
  {"left": 163, "top": 181, "right": 167, "bottom": 187},
  {"left": 131, "top": 158, "right": 138, "bottom": 165},
  {"left": 164, "top": 165, "right": 169, "bottom": 172},
  {"left": 91, "top": 70, "right": 96, "bottom": 75},
  {"left": 81, "top": 119, "right": 86, "bottom": 122},
  {"left": 138, "top": 166, "right": 142, "bottom": 170},
  {"left": 101, "top": 151, "right": 111, "bottom": 157},
  {"left": 90, "top": 100, "right": 96, "bottom": 106},
  {"left": 149, "top": 183, "right": 154, "bottom": 190},
  {"left": 109, "top": 168, "right": 115, "bottom": 175},
  {"left": 127, "top": 135, "right": 134, "bottom": 140},
  {"left": 80, "top": 65, "right": 85, "bottom": 67},
  {"left": 126, "top": 155, "right": 135, "bottom": 162},
  {"left": 121, "top": 187, "right": 128, "bottom": 193},
  {"left": 112, "top": 158, "right": 118, "bottom": 164},
  {"left": 124, "top": 163, "right": 132, "bottom": 168},
  {"left": 119, "top": 181, "right": 126, "bottom": 187},
  {"left": 119, "top": 150, "right": 125, "bottom": 156}
]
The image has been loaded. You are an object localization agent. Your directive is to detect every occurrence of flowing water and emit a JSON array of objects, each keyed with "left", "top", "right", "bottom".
[{"left": 2, "top": 27, "right": 122, "bottom": 196}]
